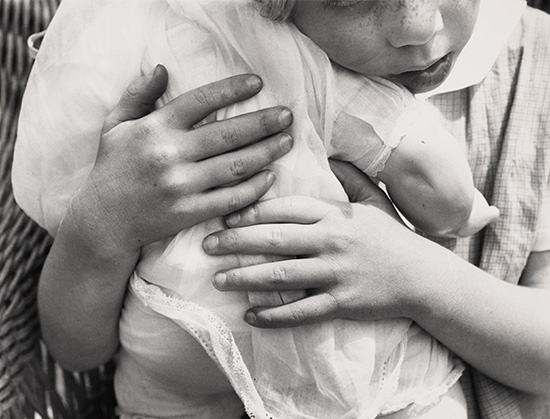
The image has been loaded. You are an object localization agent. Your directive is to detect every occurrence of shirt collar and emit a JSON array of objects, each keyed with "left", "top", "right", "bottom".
[{"left": 417, "top": 0, "right": 527, "bottom": 100}]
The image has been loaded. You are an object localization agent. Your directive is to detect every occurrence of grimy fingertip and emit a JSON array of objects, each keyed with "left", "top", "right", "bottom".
[
  {"left": 244, "top": 310, "right": 257, "bottom": 325},
  {"left": 245, "top": 74, "right": 263, "bottom": 92}
]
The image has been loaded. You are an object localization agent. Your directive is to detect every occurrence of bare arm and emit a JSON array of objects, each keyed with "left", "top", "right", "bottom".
[
  {"left": 38, "top": 67, "right": 294, "bottom": 371},
  {"left": 202, "top": 161, "right": 550, "bottom": 396},
  {"left": 39, "top": 211, "right": 139, "bottom": 371},
  {"left": 410, "top": 247, "right": 550, "bottom": 396}
]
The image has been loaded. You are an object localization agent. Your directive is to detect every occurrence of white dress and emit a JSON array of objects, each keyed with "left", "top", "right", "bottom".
[{"left": 12, "top": 1, "right": 463, "bottom": 418}]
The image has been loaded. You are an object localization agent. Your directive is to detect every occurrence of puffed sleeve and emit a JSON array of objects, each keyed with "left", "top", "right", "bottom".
[{"left": 12, "top": 0, "right": 155, "bottom": 235}]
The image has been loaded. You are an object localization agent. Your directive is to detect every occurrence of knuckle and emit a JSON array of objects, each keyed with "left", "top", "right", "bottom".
[
  {"left": 269, "top": 265, "right": 288, "bottom": 286},
  {"left": 151, "top": 166, "right": 196, "bottom": 199},
  {"left": 242, "top": 204, "right": 260, "bottom": 223},
  {"left": 328, "top": 230, "right": 353, "bottom": 253},
  {"left": 227, "top": 194, "right": 242, "bottom": 213},
  {"left": 289, "top": 307, "right": 306, "bottom": 325},
  {"left": 193, "top": 86, "right": 216, "bottom": 107},
  {"left": 266, "top": 227, "right": 284, "bottom": 248},
  {"left": 125, "top": 81, "right": 153, "bottom": 110},
  {"left": 220, "top": 125, "right": 239, "bottom": 144},
  {"left": 158, "top": 144, "right": 179, "bottom": 164},
  {"left": 136, "top": 114, "right": 165, "bottom": 140},
  {"left": 229, "top": 157, "right": 247, "bottom": 177},
  {"left": 144, "top": 144, "right": 178, "bottom": 171},
  {"left": 158, "top": 170, "right": 181, "bottom": 192},
  {"left": 135, "top": 120, "right": 154, "bottom": 139},
  {"left": 125, "top": 79, "right": 142, "bottom": 98}
]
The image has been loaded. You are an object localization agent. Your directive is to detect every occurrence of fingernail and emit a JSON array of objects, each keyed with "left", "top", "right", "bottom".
[
  {"left": 213, "top": 273, "right": 226, "bottom": 289},
  {"left": 226, "top": 212, "right": 241, "bottom": 226},
  {"left": 244, "top": 311, "right": 257, "bottom": 325},
  {"left": 266, "top": 171, "right": 276, "bottom": 185},
  {"left": 147, "top": 64, "right": 162, "bottom": 77},
  {"left": 280, "top": 133, "right": 293, "bottom": 151},
  {"left": 203, "top": 235, "right": 219, "bottom": 252},
  {"left": 246, "top": 75, "right": 263, "bottom": 91},
  {"left": 153, "top": 64, "right": 164, "bottom": 76},
  {"left": 279, "top": 108, "right": 293, "bottom": 125}
]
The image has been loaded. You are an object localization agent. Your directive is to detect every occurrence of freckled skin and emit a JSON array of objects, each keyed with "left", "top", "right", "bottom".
[{"left": 293, "top": 0, "right": 480, "bottom": 93}]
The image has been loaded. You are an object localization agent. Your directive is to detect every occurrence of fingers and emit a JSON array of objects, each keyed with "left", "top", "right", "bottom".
[
  {"left": 329, "top": 159, "right": 380, "bottom": 203},
  {"left": 213, "top": 258, "right": 334, "bottom": 291},
  {"left": 225, "top": 196, "right": 327, "bottom": 227},
  {"left": 186, "top": 106, "right": 293, "bottom": 160},
  {"left": 183, "top": 170, "right": 277, "bottom": 223},
  {"left": 197, "top": 132, "right": 293, "bottom": 190},
  {"left": 203, "top": 223, "right": 322, "bottom": 256},
  {"left": 153, "top": 74, "right": 265, "bottom": 129},
  {"left": 244, "top": 293, "right": 340, "bottom": 328},
  {"left": 103, "top": 65, "right": 169, "bottom": 134}
]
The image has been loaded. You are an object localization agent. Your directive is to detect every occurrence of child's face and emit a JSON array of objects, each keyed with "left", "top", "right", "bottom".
[{"left": 293, "top": 0, "right": 480, "bottom": 94}]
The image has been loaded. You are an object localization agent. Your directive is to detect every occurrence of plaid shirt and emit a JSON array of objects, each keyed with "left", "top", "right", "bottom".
[{"left": 428, "top": 8, "right": 550, "bottom": 419}]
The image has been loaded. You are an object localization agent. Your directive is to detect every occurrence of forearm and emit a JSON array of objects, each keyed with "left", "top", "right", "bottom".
[
  {"left": 38, "top": 209, "right": 138, "bottom": 371},
  {"left": 203, "top": 171, "right": 549, "bottom": 394},
  {"left": 408, "top": 243, "right": 550, "bottom": 396}
]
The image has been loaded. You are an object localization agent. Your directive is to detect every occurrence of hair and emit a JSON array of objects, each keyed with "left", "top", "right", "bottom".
[{"left": 255, "top": 0, "right": 296, "bottom": 21}]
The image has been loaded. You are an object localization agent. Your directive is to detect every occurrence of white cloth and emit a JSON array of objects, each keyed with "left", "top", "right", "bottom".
[
  {"left": 418, "top": 0, "right": 527, "bottom": 100},
  {"left": 18, "top": 0, "right": 530, "bottom": 417}
]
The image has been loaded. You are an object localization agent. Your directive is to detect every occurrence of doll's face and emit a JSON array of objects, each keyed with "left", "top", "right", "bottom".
[{"left": 293, "top": 0, "right": 480, "bottom": 93}]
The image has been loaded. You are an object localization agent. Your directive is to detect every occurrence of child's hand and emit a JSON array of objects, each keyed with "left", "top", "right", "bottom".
[
  {"left": 67, "top": 65, "right": 294, "bottom": 258},
  {"left": 202, "top": 160, "right": 433, "bottom": 327}
]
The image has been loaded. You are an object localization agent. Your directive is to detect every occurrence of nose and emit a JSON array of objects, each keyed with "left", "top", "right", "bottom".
[{"left": 384, "top": 0, "right": 444, "bottom": 48}]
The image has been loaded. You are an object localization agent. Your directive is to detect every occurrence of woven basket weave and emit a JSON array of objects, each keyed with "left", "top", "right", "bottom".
[
  {"left": 0, "top": 1, "right": 548, "bottom": 418},
  {"left": 0, "top": 0, "right": 117, "bottom": 417}
]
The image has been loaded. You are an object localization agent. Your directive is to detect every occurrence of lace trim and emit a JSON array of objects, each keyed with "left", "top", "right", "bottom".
[
  {"left": 130, "top": 274, "right": 273, "bottom": 419},
  {"left": 379, "top": 358, "right": 465, "bottom": 415},
  {"left": 364, "top": 143, "right": 396, "bottom": 177}
]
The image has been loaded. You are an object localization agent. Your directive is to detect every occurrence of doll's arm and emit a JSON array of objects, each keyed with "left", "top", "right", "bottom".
[{"left": 377, "top": 118, "right": 499, "bottom": 237}]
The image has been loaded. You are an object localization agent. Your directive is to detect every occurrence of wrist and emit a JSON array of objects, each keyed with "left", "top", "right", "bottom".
[
  {"left": 61, "top": 195, "right": 139, "bottom": 266},
  {"left": 397, "top": 236, "right": 453, "bottom": 321}
]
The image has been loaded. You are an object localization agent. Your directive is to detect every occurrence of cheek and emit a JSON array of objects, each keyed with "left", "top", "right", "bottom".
[
  {"left": 314, "top": 33, "right": 359, "bottom": 67},
  {"left": 301, "top": 25, "right": 383, "bottom": 76},
  {"left": 445, "top": 0, "right": 480, "bottom": 47},
  {"left": 294, "top": 23, "right": 354, "bottom": 67},
  {"left": 292, "top": 5, "right": 382, "bottom": 75}
]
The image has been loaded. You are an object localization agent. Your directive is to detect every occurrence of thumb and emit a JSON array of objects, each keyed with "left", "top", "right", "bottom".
[
  {"left": 102, "top": 64, "right": 169, "bottom": 134},
  {"left": 329, "top": 159, "right": 381, "bottom": 203}
]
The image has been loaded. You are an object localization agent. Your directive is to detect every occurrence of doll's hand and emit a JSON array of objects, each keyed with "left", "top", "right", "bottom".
[
  {"left": 68, "top": 65, "right": 293, "bottom": 258},
  {"left": 449, "top": 189, "right": 500, "bottom": 238},
  {"left": 203, "top": 160, "right": 433, "bottom": 327}
]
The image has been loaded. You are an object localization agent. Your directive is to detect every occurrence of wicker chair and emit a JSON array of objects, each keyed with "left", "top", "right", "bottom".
[
  {"left": 0, "top": 1, "right": 549, "bottom": 418},
  {"left": 0, "top": 0, "right": 117, "bottom": 417}
]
